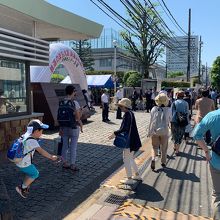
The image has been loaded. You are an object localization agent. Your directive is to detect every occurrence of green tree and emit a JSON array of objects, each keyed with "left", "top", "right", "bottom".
[
  {"left": 123, "top": 71, "right": 137, "bottom": 85},
  {"left": 126, "top": 72, "right": 142, "bottom": 87},
  {"left": 71, "top": 40, "right": 94, "bottom": 71},
  {"left": 211, "top": 56, "right": 220, "bottom": 90},
  {"left": 120, "top": 2, "right": 165, "bottom": 78},
  {"left": 167, "top": 71, "right": 184, "bottom": 78},
  {"left": 50, "top": 73, "right": 64, "bottom": 83}
]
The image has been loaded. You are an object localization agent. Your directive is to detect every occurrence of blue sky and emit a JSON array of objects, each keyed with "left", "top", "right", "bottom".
[{"left": 47, "top": 0, "right": 220, "bottom": 67}]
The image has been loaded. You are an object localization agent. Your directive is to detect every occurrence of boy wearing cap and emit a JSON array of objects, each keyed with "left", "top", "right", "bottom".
[{"left": 15, "top": 119, "right": 57, "bottom": 198}]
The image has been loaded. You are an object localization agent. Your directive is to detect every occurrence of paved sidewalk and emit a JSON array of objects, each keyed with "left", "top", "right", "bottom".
[
  {"left": 0, "top": 108, "right": 150, "bottom": 220},
  {"left": 73, "top": 140, "right": 213, "bottom": 220}
]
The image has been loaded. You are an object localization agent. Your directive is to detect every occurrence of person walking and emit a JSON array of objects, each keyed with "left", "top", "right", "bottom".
[
  {"left": 101, "top": 89, "right": 110, "bottom": 122},
  {"left": 145, "top": 89, "right": 152, "bottom": 113},
  {"left": 108, "top": 98, "right": 142, "bottom": 184},
  {"left": 193, "top": 109, "right": 220, "bottom": 220},
  {"left": 131, "top": 87, "right": 138, "bottom": 111},
  {"left": 171, "top": 91, "right": 189, "bottom": 155},
  {"left": 183, "top": 91, "right": 192, "bottom": 140},
  {"left": 116, "top": 86, "right": 123, "bottom": 119},
  {"left": 194, "top": 88, "right": 215, "bottom": 145},
  {"left": 59, "top": 85, "right": 83, "bottom": 171},
  {"left": 147, "top": 93, "right": 171, "bottom": 170}
]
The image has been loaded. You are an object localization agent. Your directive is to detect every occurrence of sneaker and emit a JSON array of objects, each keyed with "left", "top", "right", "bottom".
[
  {"left": 151, "top": 160, "right": 155, "bottom": 170},
  {"left": 120, "top": 178, "right": 135, "bottom": 185},
  {"left": 16, "top": 185, "right": 28, "bottom": 198},
  {"left": 132, "top": 175, "right": 142, "bottom": 181},
  {"left": 161, "top": 163, "right": 166, "bottom": 168}
]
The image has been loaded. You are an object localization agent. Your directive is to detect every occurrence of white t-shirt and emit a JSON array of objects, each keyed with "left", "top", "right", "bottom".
[
  {"left": 16, "top": 138, "right": 40, "bottom": 168},
  {"left": 73, "top": 100, "right": 80, "bottom": 110},
  {"left": 101, "top": 94, "right": 109, "bottom": 103},
  {"left": 116, "top": 90, "right": 123, "bottom": 100}
]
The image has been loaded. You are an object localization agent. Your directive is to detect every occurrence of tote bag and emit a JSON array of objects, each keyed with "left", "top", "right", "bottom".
[{"left": 113, "top": 112, "right": 132, "bottom": 148}]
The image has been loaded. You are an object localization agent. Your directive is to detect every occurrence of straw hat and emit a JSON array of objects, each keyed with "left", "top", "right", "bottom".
[
  {"left": 155, "top": 93, "right": 169, "bottom": 107},
  {"left": 117, "top": 98, "right": 131, "bottom": 109}
]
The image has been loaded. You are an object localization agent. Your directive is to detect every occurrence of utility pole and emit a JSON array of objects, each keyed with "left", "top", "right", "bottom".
[
  {"left": 198, "top": 36, "right": 202, "bottom": 84},
  {"left": 206, "top": 62, "right": 208, "bottom": 87},
  {"left": 165, "top": 64, "right": 168, "bottom": 78},
  {"left": 186, "top": 9, "right": 191, "bottom": 82}
]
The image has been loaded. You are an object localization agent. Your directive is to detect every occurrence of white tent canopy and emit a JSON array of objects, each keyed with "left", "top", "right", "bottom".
[{"left": 30, "top": 43, "right": 88, "bottom": 90}]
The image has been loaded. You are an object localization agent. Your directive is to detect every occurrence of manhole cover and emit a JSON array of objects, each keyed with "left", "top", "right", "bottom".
[{"left": 104, "top": 194, "right": 127, "bottom": 205}]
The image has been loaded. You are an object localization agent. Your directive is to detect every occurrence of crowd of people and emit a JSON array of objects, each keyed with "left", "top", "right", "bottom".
[
  {"left": 101, "top": 85, "right": 220, "bottom": 219},
  {"left": 10, "top": 84, "right": 220, "bottom": 219}
]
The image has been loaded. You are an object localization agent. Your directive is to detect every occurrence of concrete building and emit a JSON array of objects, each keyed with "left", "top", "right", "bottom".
[
  {"left": 62, "top": 28, "right": 167, "bottom": 80},
  {"left": 89, "top": 28, "right": 140, "bottom": 73},
  {"left": 166, "top": 35, "right": 199, "bottom": 77},
  {"left": 0, "top": 0, "right": 102, "bottom": 151}
]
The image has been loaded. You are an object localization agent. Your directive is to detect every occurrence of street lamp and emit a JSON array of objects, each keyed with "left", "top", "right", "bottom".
[{"left": 112, "top": 40, "right": 117, "bottom": 97}]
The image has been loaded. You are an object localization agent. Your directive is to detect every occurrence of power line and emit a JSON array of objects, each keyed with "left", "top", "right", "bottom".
[
  {"left": 90, "top": 0, "right": 188, "bottom": 60},
  {"left": 158, "top": 0, "right": 188, "bottom": 35}
]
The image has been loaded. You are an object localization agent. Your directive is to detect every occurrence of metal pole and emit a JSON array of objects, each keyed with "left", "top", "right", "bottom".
[
  {"left": 165, "top": 64, "right": 168, "bottom": 78},
  {"left": 206, "top": 62, "right": 208, "bottom": 87},
  {"left": 187, "top": 8, "right": 191, "bottom": 82},
  {"left": 114, "top": 45, "right": 117, "bottom": 96},
  {"left": 198, "top": 36, "right": 202, "bottom": 84}
]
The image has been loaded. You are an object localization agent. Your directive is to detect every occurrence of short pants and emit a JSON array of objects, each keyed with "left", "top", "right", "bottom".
[{"left": 19, "top": 164, "right": 39, "bottom": 179}]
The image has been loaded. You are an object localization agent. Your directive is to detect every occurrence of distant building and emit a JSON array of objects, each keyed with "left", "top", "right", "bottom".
[
  {"left": 166, "top": 36, "right": 199, "bottom": 77},
  {"left": 89, "top": 28, "right": 140, "bottom": 73},
  {"left": 60, "top": 28, "right": 167, "bottom": 80}
]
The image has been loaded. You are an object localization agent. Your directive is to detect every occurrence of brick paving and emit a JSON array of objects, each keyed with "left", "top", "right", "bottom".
[{"left": 0, "top": 108, "right": 150, "bottom": 220}]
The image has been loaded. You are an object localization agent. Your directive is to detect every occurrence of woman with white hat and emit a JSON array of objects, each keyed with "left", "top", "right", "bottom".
[
  {"left": 108, "top": 98, "right": 142, "bottom": 184},
  {"left": 147, "top": 93, "right": 171, "bottom": 170}
]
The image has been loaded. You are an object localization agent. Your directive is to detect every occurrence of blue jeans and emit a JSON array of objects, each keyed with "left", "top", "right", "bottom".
[{"left": 61, "top": 127, "right": 80, "bottom": 165}]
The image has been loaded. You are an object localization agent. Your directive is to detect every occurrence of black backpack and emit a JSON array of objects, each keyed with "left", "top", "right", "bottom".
[{"left": 57, "top": 99, "right": 77, "bottom": 129}]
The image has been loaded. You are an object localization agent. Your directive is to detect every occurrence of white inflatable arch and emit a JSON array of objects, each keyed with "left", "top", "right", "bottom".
[{"left": 30, "top": 43, "right": 88, "bottom": 90}]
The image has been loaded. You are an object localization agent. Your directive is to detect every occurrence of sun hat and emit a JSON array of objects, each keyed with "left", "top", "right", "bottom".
[
  {"left": 23, "top": 119, "right": 49, "bottom": 140},
  {"left": 155, "top": 93, "right": 169, "bottom": 107},
  {"left": 117, "top": 98, "right": 131, "bottom": 109}
]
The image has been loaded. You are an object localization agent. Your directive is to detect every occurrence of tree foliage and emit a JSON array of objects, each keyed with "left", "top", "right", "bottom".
[
  {"left": 123, "top": 71, "right": 137, "bottom": 85},
  {"left": 167, "top": 71, "right": 184, "bottom": 78},
  {"left": 161, "top": 81, "right": 190, "bottom": 88},
  {"left": 125, "top": 71, "right": 142, "bottom": 87},
  {"left": 71, "top": 40, "right": 94, "bottom": 71},
  {"left": 120, "top": 2, "right": 165, "bottom": 78},
  {"left": 50, "top": 73, "right": 64, "bottom": 83},
  {"left": 211, "top": 56, "right": 220, "bottom": 90}
]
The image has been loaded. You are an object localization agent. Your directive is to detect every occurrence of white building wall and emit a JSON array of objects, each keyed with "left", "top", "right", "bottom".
[{"left": 166, "top": 36, "right": 199, "bottom": 77}]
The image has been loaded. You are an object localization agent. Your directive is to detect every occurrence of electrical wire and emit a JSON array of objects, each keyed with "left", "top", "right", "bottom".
[{"left": 159, "top": 0, "right": 188, "bottom": 35}]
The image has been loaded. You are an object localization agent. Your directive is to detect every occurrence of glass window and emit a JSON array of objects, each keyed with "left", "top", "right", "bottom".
[
  {"left": 0, "top": 59, "right": 28, "bottom": 116},
  {"left": 99, "top": 58, "right": 112, "bottom": 67}
]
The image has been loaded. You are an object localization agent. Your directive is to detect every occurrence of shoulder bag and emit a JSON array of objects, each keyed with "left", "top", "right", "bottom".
[{"left": 113, "top": 111, "right": 132, "bottom": 148}]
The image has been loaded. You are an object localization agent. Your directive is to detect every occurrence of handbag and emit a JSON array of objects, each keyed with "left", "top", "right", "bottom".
[
  {"left": 173, "top": 101, "right": 188, "bottom": 127},
  {"left": 113, "top": 111, "right": 132, "bottom": 148}
]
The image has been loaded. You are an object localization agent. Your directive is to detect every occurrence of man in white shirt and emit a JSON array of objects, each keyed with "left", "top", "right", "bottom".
[
  {"left": 101, "top": 89, "right": 110, "bottom": 122},
  {"left": 116, "top": 87, "right": 123, "bottom": 119}
]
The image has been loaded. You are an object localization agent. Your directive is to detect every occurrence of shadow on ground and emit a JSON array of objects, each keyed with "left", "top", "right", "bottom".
[
  {"left": 131, "top": 183, "right": 164, "bottom": 203},
  {"left": 0, "top": 140, "right": 123, "bottom": 220}
]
